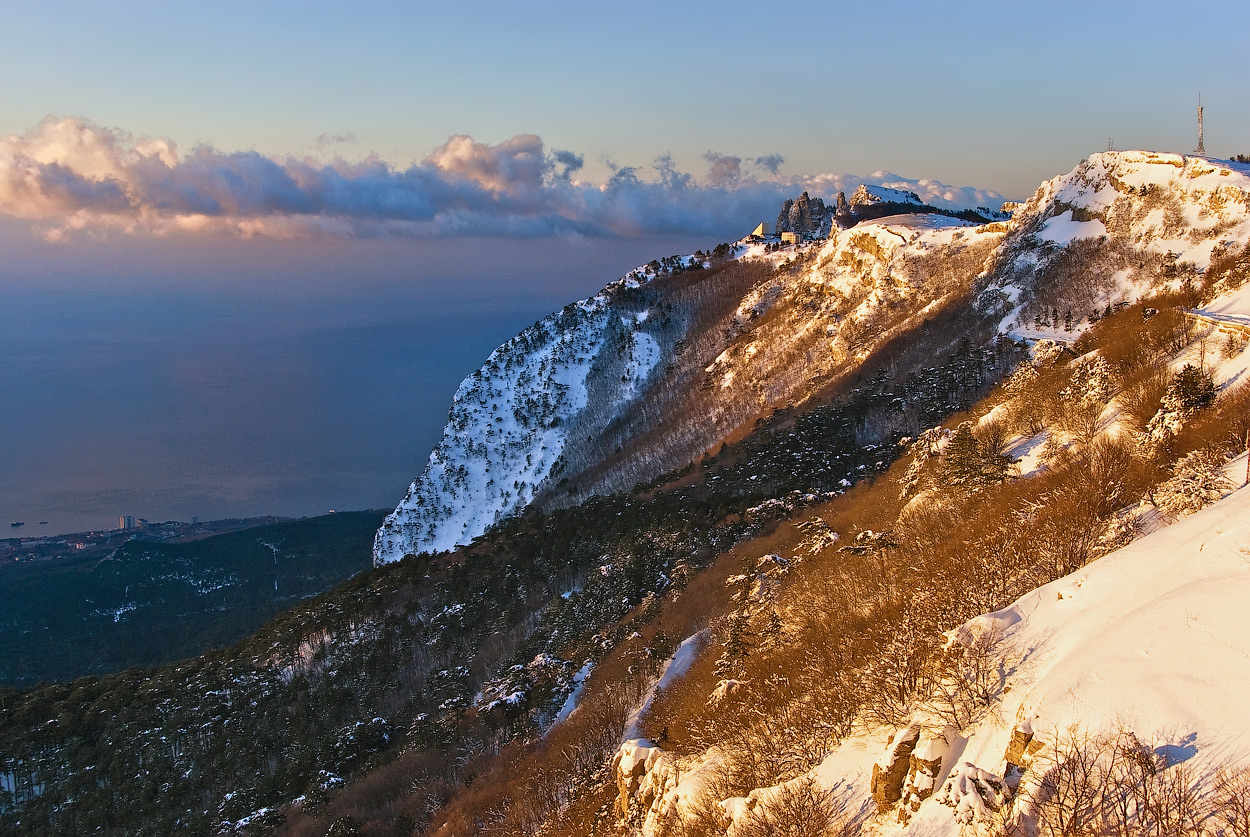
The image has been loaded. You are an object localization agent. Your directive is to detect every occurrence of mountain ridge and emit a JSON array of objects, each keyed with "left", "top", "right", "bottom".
[{"left": 376, "top": 150, "right": 1250, "bottom": 566}]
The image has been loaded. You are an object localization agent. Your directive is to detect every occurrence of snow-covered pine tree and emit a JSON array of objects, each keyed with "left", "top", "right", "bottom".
[
  {"left": 1153, "top": 447, "right": 1234, "bottom": 517},
  {"left": 942, "top": 423, "right": 986, "bottom": 488},
  {"left": 1146, "top": 364, "right": 1217, "bottom": 444}
]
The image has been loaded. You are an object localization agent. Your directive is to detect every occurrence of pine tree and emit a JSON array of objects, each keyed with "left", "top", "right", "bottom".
[
  {"left": 714, "top": 613, "right": 753, "bottom": 679},
  {"left": 1167, "top": 364, "right": 1217, "bottom": 413},
  {"left": 942, "top": 423, "right": 986, "bottom": 487},
  {"left": 1147, "top": 364, "right": 1217, "bottom": 444},
  {"left": 759, "top": 609, "right": 784, "bottom": 650}
]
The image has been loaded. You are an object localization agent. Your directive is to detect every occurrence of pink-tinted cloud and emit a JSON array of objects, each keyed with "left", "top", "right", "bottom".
[{"left": 0, "top": 117, "right": 1005, "bottom": 240}]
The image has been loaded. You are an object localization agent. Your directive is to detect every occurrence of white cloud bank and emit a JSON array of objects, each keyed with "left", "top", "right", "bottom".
[{"left": 0, "top": 117, "right": 1006, "bottom": 240}]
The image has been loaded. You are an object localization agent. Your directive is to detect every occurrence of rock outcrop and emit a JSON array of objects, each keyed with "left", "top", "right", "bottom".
[
  {"left": 872, "top": 724, "right": 921, "bottom": 812},
  {"left": 899, "top": 727, "right": 955, "bottom": 821},
  {"left": 776, "top": 191, "right": 832, "bottom": 238}
]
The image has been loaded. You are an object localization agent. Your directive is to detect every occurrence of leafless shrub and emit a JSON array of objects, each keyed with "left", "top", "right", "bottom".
[
  {"left": 1030, "top": 728, "right": 1137, "bottom": 837},
  {"left": 709, "top": 692, "right": 844, "bottom": 797},
  {"left": 975, "top": 417, "right": 1016, "bottom": 465},
  {"left": 855, "top": 611, "right": 938, "bottom": 729},
  {"left": 1027, "top": 727, "right": 1215, "bottom": 837},
  {"left": 1119, "top": 370, "right": 1171, "bottom": 433},
  {"left": 656, "top": 786, "right": 727, "bottom": 837},
  {"left": 1142, "top": 762, "right": 1210, "bottom": 837},
  {"left": 1212, "top": 766, "right": 1250, "bottom": 837},
  {"left": 1220, "top": 331, "right": 1248, "bottom": 361},
  {"left": 1016, "top": 436, "right": 1145, "bottom": 584},
  {"left": 734, "top": 778, "right": 852, "bottom": 837},
  {"left": 1217, "top": 382, "right": 1250, "bottom": 453},
  {"left": 922, "top": 625, "right": 1010, "bottom": 730}
]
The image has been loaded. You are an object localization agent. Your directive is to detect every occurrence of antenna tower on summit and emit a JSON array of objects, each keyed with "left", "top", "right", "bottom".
[{"left": 1196, "top": 94, "right": 1206, "bottom": 155}]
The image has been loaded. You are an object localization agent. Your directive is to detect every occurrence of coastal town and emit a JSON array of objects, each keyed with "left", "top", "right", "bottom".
[{"left": 0, "top": 515, "right": 291, "bottom": 565}]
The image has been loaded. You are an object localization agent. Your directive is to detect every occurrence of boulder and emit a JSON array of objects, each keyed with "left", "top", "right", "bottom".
[
  {"left": 899, "top": 727, "right": 955, "bottom": 821},
  {"left": 871, "top": 724, "right": 921, "bottom": 812}
]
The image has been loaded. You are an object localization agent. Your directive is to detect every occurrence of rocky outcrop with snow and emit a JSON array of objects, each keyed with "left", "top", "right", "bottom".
[
  {"left": 983, "top": 151, "right": 1250, "bottom": 336},
  {"left": 850, "top": 184, "right": 923, "bottom": 207},
  {"left": 776, "top": 191, "right": 833, "bottom": 238}
]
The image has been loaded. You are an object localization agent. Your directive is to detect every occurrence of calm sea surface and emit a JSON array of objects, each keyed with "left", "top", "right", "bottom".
[{"left": 0, "top": 229, "right": 708, "bottom": 536}]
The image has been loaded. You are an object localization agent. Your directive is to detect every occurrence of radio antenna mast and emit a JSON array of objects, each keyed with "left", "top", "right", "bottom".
[{"left": 1196, "top": 94, "right": 1206, "bottom": 155}]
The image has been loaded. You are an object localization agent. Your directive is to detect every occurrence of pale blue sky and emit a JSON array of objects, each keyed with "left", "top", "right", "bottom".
[{"left": 2, "top": 0, "right": 1246, "bottom": 200}]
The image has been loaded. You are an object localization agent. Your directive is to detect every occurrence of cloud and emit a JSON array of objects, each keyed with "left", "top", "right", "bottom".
[
  {"left": 754, "top": 154, "right": 784, "bottom": 175},
  {"left": 550, "top": 148, "right": 583, "bottom": 182},
  {"left": 704, "top": 152, "right": 742, "bottom": 187},
  {"left": 0, "top": 117, "right": 1005, "bottom": 240},
  {"left": 314, "top": 132, "right": 357, "bottom": 151},
  {"left": 423, "top": 133, "right": 547, "bottom": 192}
]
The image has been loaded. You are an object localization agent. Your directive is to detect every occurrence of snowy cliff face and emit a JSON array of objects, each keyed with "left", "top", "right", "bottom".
[
  {"left": 984, "top": 151, "right": 1250, "bottom": 335},
  {"left": 373, "top": 273, "right": 670, "bottom": 563}
]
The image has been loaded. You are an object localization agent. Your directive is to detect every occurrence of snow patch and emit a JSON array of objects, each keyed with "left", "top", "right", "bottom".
[
  {"left": 622, "top": 629, "right": 708, "bottom": 742},
  {"left": 1038, "top": 210, "right": 1106, "bottom": 245}
]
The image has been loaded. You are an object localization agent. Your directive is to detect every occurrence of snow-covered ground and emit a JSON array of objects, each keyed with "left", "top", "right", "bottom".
[
  {"left": 617, "top": 472, "right": 1250, "bottom": 837},
  {"left": 1199, "top": 283, "right": 1250, "bottom": 329},
  {"left": 670, "top": 470, "right": 1250, "bottom": 837},
  {"left": 1037, "top": 210, "right": 1106, "bottom": 245},
  {"left": 892, "top": 476, "right": 1250, "bottom": 837}
]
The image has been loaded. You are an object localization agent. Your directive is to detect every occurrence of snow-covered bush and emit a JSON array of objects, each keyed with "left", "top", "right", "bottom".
[
  {"left": 1146, "top": 364, "right": 1217, "bottom": 444},
  {"left": 1152, "top": 447, "right": 1234, "bottom": 517},
  {"left": 1004, "top": 361, "right": 1048, "bottom": 434},
  {"left": 899, "top": 427, "right": 951, "bottom": 498},
  {"left": 937, "top": 762, "right": 1011, "bottom": 826},
  {"left": 1056, "top": 356, "right": 1115, "bottom": 443},
  {"left": 922, "top": 625, "right": 1010, "bottom": 730}
]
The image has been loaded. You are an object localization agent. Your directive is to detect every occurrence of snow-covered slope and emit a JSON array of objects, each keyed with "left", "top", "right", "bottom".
[
  {"left": 884, "top": 468, "right": 1250, "bottom": 837},
  {"left": 377, "top": 152, "right": 1250, "bottom": 565},
  {"left": 374, "top": 271, "right": 670, "bottom": 562},
  {"left": 985, "top": 151, "right": 1250, "bottom": 336},
  {"left": 615, "top": 469, "right": 1250, "bottom": 837}
]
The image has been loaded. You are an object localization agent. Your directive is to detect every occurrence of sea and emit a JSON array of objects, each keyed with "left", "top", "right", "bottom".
[{"left": 0, "top": 225, "right": 709, "bottom": 536}]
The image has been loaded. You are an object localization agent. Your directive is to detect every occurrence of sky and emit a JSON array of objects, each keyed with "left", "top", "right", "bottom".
[{"left": 1, "top": 0, "right": 1247, "bottom": 243}]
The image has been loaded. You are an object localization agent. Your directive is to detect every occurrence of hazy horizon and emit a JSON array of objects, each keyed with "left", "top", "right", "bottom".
[{"left": 0, "top": 231, "right": 710, "bottom": 536}]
